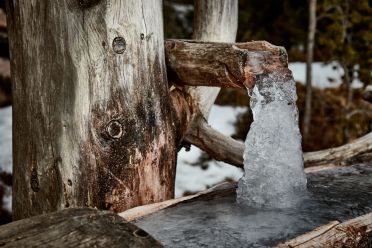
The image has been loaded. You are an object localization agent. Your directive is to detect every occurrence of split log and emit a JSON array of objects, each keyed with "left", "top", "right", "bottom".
[
  {"left": 165, "top": 39, "right": 290, "bottom": 89},
  {"left": 7, "top": 0, "right": 178, "bottom": 220},
  {"left": 0, "top": 208, "right": 162, "bottom": 247},
  {"left": 276, "top": 212, "right": 372, "bottom": 248}
]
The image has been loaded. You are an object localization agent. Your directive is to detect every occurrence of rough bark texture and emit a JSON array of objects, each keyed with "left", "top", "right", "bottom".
[
  {"left": 303, "top": 0, "right": 317, "bottom": 139},
  {"left": 186, "top": 0, "right": 238, "bottom": 119},
  {"left": 276, "top": 212, "right": 372, "bottom": 248},
  {"left": 166, "top": 39, "right": 290, "bottom": 89},
  {"left": 7, "top": 0, "right": 177, "bottom": 220},
  {"left": 0, "top": 208, "right": 163, "bottom": 247}
]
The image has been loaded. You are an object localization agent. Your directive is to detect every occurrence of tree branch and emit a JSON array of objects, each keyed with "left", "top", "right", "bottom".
[
  {"left": 184, "top": 119, "right": 372, "bottom": 168},
  {"left": 184, "top": 116, "right": 244, "bottom": 167},
  {"left": 165, "top": 39, "right": 290, "bottom": 89}
]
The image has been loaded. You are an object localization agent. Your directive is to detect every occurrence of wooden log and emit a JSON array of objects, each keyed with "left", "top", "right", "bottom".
[
  {"left": 165, "top": 39, "right": 290, "bottom": 89},
  {"left": 304, "top": 132, "right": 372, "bottom": 167},
  {"left": 0, "top": 208, "right": 163, "bottom": 247},
  {"left": 276, "top": 212, "right": 372, "bottom": 248},
  {"left": 181, "top": 119, "right": 372, "bottom": 169},
  {"left": 7, "top": 0, "right": 178, "bottom": 220}
]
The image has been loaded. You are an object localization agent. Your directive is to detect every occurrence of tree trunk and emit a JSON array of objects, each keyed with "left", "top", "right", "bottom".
[
  {"left": 186, "top": 0, "right": 238, "bottom": 119},
  {"left": 7, "top": 0, "right": 177, "bottom": 220},
  {"left": 303, "top": 0, "right": 317, "bottom": 139}
]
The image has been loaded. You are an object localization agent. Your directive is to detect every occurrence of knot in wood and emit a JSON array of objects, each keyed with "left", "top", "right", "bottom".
[
  {"left": 112, "top": 37, "right": 126, "bottom": 54},
  {"left": 106, "top": 120, "right": 123, "bottom": 139}
]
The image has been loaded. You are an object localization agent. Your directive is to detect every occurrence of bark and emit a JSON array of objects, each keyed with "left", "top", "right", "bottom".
[
  {"left": 188, "top": 0, "right": 238, "bottom": 118},
  {"left": 0, "top": 208, "right": 162, "bottom": 247},
  {"left": 303, "top": 0, "right": 317, "bottom": 139},
  {"left": 276, "top": 212, "right": 372, "bottom": 248},
  {"left": 7, "top": 0, "right": 177, "bottom": 220},
  {"left": 165, "top": 39, "right": 290, "bottom": 90}
]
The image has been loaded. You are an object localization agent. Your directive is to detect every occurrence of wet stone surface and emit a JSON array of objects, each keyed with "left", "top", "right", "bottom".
[{"left": 135, "top": 164, "right": 372, "bottom": 248}]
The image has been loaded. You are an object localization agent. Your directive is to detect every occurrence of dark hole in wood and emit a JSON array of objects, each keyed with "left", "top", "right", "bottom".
[
  {"left": 140, "top": 33, "right": 145, "bottom": 40},
  {"left": 77, "top": 0, "right": 100, "bottom": 9},
  {"left": 67, "top": 179, "right": 72, "bottom": 186},
  {"left": 30, "top": 168, "right": 39, "bottom": 192},
  {"left": 106, "top": 120, "right": 123, "bottom": 139},
  {"left": 133, "top": 229, "right": 149, "bottom": 238},
  {"left": 112, "top": 37, "right": 126, "bottom": 54}
]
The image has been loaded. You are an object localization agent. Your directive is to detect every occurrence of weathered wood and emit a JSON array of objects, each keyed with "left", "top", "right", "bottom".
[
  {"left": 0, "top": 208, "right": 163, "bottom": 247},
  {"left": 187, "top": 0, "right": 238, "bottom": 118},
  {"left": 7, "top": 0, "right": 177, "bottom": 220},
  {"left": 165, "top": 39, "right": 290, "bottom": 89},
  {"left": 184, "top": 115, "right": 244, "bottom": 167},
  {"left": 276, "top": 221, "right": 341, "bottom": 247},
  {"left": 276, "top": 212, "right": 372, "bottom": 248},
  {"left": 119, "top": 182, "right": 234, "bottom": 221},
  {"left": 304, "top": 132, "right": 372, "bottom": 167}
]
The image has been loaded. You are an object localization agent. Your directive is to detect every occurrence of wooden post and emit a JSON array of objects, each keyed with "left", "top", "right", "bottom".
[
  {"left": 187, "top": 0, "right": 238, "bottom": 118},
  {"left": 7, "top": 0, "right": 177, "bottom": 220}
]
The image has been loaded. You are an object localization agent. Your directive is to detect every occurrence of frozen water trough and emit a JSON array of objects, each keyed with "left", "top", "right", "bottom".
[{"left": 120, "top": 40, "right": 372, "bottom": 247}]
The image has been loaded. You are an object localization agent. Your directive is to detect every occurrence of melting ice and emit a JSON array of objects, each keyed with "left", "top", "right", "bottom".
[{"left": 237, "top": 72, "right": 307, "bottom": 208}]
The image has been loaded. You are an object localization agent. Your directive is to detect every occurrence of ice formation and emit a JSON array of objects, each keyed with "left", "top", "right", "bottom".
[{"left": 237, "top": 71, "right": 307, "bottom": 208}]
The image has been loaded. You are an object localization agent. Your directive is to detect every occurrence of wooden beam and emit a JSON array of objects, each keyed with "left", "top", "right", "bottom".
[{"left": 165, "top": 39, "right": 290, "bottom": 89}]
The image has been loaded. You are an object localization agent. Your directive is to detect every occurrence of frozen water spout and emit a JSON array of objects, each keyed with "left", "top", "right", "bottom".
[{"left": 237, "top": 48, "right": 307, "bottom": 208}]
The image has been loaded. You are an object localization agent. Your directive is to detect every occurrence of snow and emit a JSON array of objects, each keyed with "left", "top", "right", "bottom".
[
  {"left": 175, "top": 105, "right": 245, "bottom": 197},
  {"left": 289, "top": 61, "right": 364, "bottom": 89},
  {"left": 237, "top": 73, "right": 307, "bottom": 208}
]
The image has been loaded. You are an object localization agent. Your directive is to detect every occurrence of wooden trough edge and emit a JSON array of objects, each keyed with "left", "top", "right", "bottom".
[
  {"left": 275, "top": 212, "right": 372, "bottom": 248},
  {"left": 119, "top": 164, "right": 341, "bottom": 222},
  {"left": 120, "top": 164, "right": 372, "bottom": 247}
]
